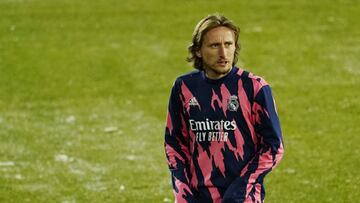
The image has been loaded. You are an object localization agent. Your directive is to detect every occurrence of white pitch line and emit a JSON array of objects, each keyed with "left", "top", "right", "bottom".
[{"left": 0, "top": 161, "right": 15, "bottom": 167}]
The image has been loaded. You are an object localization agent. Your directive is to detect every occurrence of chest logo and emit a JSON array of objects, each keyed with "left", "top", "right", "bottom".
[
  {"left": 189, "top": 97, "right": 199, "bottom": 106},
  {"left": 227, "top": 95, "right": 239, "bottom": 111}
]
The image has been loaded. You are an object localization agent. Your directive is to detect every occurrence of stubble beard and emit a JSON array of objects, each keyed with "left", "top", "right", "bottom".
[{"left": 203, "top": 63, "right": 232, "bottom": 79}]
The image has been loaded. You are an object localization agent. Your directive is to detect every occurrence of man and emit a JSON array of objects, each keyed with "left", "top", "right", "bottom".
[{"left": 164, "top": 13, "right": 284, "bottom": 203}]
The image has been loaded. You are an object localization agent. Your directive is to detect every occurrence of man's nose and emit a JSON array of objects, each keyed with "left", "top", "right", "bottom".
[{"left": 219, "top": 45, "right": 226, "bottom": 57}]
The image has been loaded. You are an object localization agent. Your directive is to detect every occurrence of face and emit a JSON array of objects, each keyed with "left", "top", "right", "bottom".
[{"left": 197, "top": 26, "right": 236, "bottom": 79}]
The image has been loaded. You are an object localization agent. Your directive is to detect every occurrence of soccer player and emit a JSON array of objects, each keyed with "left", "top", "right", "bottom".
[{"left": 164, "top": 13, "right": 284, "bottom": 203}]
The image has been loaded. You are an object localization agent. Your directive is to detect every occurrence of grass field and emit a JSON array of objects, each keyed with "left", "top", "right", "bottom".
[{"left": 1, "top": 0, "right": 359, "bottom": 202}]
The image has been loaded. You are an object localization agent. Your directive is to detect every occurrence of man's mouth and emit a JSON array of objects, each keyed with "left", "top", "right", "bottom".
[{"left": 217, "top": 60, "right": 228, "bottom": 67}]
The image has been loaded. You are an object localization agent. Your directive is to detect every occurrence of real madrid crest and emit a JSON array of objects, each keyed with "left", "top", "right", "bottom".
[{"left": 227, "top": 95, "right": 239, "bottom": 111}]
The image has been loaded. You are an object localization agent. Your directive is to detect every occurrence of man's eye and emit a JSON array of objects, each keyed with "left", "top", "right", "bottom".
[{"left": 210, "top": 44, "right": 218, "bottom": 48}]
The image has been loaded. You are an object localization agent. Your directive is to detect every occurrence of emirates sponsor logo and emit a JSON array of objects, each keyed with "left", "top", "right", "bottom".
[
  {"left": 189, "top": 118, "right": 237, "bottom": 142},
  {"left": 189, "top": 119, "right": 237, "bottom": 131}
]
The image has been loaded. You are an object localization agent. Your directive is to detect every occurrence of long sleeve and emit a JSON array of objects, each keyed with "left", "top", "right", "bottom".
[
  {"left": 223, "top": 85, "right": 284, "bottom": 203},
  {"left": 164, "top": 80, "right": 195, "bottom": 203}
]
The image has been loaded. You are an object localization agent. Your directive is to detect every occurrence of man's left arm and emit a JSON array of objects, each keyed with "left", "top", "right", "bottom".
[{"left": 223, "top": 85, "right": 284, "bottom": 202}]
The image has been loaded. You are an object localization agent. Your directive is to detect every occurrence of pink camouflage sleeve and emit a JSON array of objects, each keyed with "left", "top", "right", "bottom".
[
  {"left": 164, "top": 80, "right": 195, "bottom": 203},
  {"left": 223, "top": 76, "right": 284, "bottom": 203}
]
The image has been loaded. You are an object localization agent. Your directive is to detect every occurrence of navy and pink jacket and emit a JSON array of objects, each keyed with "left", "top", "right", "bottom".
[{"left": 164, "top": 67, "right": 284, "bottom": 203}]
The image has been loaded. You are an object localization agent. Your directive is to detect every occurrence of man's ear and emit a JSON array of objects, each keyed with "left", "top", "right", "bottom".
[{"left": 196, "top": 51, "right": 201, "bottom": 58}]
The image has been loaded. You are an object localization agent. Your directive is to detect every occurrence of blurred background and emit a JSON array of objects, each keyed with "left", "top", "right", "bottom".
[{"left": 0, "top": 0, "right": 359, "bottom": 202}]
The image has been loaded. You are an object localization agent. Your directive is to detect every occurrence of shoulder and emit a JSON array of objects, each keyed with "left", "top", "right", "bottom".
[
  {"left": 173, "top": 69, "right": 202, "bottom": 86},
  {"left": 236, "top": 67, "right": 268, "bottom": 86},
  {"left": 236, "top": 67, "right": 269, "bottom": 95},
  {"left": 177, "top": 69, "right": 202, "bottom": 81}
]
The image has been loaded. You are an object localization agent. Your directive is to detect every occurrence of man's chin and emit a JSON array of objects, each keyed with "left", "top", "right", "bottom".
[
  {"left": 215, "top": 66, "right": 232, "bottom": 74},
  {"left": 204, "top": 65, "right": 233, "bottom": 79}
]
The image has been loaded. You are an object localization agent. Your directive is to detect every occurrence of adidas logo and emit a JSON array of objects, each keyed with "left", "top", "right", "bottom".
[{"left": 189, "top": 97, "right": 199, "bottom": 106}]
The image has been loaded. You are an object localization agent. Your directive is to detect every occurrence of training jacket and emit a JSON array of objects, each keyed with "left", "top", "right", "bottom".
[{"left": 164, "top": 67, "right": 284, "bottom": 203}]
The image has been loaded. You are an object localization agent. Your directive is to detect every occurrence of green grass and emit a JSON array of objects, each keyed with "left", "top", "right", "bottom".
[{"left": 0, "top": 0, "right": 359, "bottom": 202}]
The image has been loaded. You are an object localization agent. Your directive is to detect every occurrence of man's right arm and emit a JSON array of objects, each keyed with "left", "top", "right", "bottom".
[{"left": 164, "top": 80, "right": 195, "bottom": 203}]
